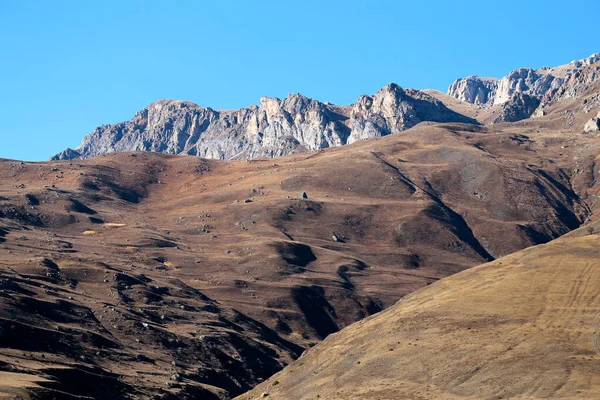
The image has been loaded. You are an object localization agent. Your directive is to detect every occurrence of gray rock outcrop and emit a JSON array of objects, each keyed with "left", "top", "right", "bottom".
[
  {"left": 493, "top": 93, "right": 541, "bottom": 123},
  {"left": 52, "top": 148, "right": 81, "bottom": 161},
  {"left": 51, "top": 84, "right": 476, "bottom": 161},
  {"left": 544, "top": 62, "right": 600, "bottom": 103},
  {"left": 494, "top": 68, "right": 559, "bottom": 105},
  {"left": 446, "top": 76, "right": 498, "bottom": 105},
  {"left": 569, "top": 53, "right": 600, "bottom": 68}
]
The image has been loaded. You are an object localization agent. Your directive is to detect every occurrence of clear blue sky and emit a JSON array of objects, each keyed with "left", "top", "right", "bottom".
[{"left": 1, "top": 0, "right": 599, "bottom": 161}]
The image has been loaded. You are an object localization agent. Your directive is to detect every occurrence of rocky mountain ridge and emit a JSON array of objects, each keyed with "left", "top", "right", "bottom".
[
  {"left": 51, "top": 53, "right": 600, "bottom": 162},
  {"left": 5, "top": 51, "right": 600, "bottom": 399},
  {"left": 448, "top": 53, "right": 600, "bottom": 107},
  {"left": 6, "top": 114, "right": 600, "bottom": 398},
  {"left": 51, "top": 84, "right": 474, "bottom": 161}
]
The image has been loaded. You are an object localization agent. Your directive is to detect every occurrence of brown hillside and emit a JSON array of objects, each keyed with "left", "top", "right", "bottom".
[
  {"left": 1, "top": 110, "right": 600, "bottom": 397},
  {"left": 239, "top": 220, "right": 600, "bottom": 399}
]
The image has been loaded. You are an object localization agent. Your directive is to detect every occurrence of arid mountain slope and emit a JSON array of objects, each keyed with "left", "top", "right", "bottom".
[
  {"left": 50, "top": 84, "right": 475, "bottom": 161},
  {"left": 0, "top": 158, "right": 304, "bottom": 400},
  {"left": 4, "top": 52, "right": 600, "bottom": 398},
  {"left": 2, "top": 107, "right": 600, "bottom": 398},
  {"left": 238, "top": 220, "right": 600, "bottom": 400}
]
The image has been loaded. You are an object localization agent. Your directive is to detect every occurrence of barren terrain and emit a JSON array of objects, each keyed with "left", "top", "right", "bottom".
[
  {"left": 2, "top": 63, "right": 600, "bottom": 399},
  {"left": 239, "top": 220, "right": 600, "bottom": 399}
]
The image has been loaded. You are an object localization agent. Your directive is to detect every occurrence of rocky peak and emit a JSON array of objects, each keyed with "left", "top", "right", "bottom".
[
  {"left": 347, "top": 84, "right": 414, "bottom": 143},
  {"left": 51, "top": 148, "right": 81, "bottom": 161},
  {"left": 371, "top": 83, "right": 407, "bottom": 116},
  {"left": 352, "top": 84, "right": 404, "bottom": 114},
  {"left": 146, "top": 100, "right": 204, "bottom": 126},
  {"left": 447, "top": 76, "right": 498, "bottom": 105},
  {"left": 281, "top": 93, "right": 318, "bottom": 112},
  {"left": 345, "top": 84, "right": 475, "bottom": 144}
]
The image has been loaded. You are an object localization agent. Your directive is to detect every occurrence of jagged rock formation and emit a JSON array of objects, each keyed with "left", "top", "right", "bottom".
[
  {"left": 448, "top": 53, "right": 600, "bottom": 108},
  {"left": 493, "top": 93, "right": 541, "bottom": 123},
  {"left": 51, "top": 53, "right": 600, "bottom": 162},
  {"left": 448, "top": 69, "right": 561, "bottom": 107},
  {"left": 570, "top": 53, "right": 600, "bottom": 68},
  {"left": 51, "top": 84, "right": 475, "bottom": 161},
  {"left": 446, "top": 76, "right": 498, "bottom": 105},
  {"left": 493, "top": 68, "right": 559, "bottom": 105},
  {"left": 52, "top": 148, "right": 81, "bottom": 160},
  {"left": 545, "top": 62, "right": 600, "bottom": 103}
]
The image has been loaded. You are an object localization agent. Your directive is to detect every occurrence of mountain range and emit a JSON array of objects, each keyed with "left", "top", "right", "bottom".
[
  {"left": 51, "top": 85, "right": 474, "bottom": 161},
  {"left": 52, "top": 53, "right": 600, "bottom": 162},
  {"left": 1, "top": 52, "right": 600, "bottom": 399}
]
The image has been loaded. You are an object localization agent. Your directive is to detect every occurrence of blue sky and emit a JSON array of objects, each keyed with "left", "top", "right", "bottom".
[{"left": 1, "top": 0, "right": 599, "bottom": 161}]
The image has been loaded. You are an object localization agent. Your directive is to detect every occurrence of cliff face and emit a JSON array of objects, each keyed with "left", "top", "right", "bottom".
[
  {"left": 493, "top": 68, "right": 558, "bottom": 105},
  {"left": 51, "top": 84, "right": 475, "bottom": 161},
  {"left": 447, "top": 76, "right": 498, "bottom": 105},
  {"left": 447, "top": 69, "right": 562, "bottom": 107},
  {"left": 448, "top": 53, "right": 600, "bottom": 107}
]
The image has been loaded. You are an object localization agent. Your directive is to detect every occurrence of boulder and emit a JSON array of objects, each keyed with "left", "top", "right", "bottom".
[{"left": 583, "top": 113, "right": 600, "bottom": 133}]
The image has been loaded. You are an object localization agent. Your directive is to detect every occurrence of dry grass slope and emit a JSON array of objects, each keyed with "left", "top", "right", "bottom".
[
  {"left": 239, "top": 221, "right": 600, "bottom": 399},
  {"left": 1, "top": 80, "right": 600, "bottom": 397}
]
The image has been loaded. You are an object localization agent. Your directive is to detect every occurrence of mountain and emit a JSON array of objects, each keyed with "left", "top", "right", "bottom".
[
  {"left": 237, "top": 220, "right": 600, "bottom": 400},
  {"left": 52, "top": 53, "right": 600, "bottom": 165},
  {"left": 3, "top": 98, "right": 600, "bottom": 397},
  {"left": 3, "top": 51, "right": 600, "bottom": 398},
  {"left": 50, "top": 84, "right": 475, "bottom": 161},
  {"left": 448, "top": 53, "right": 600, "bottom": 107}
]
